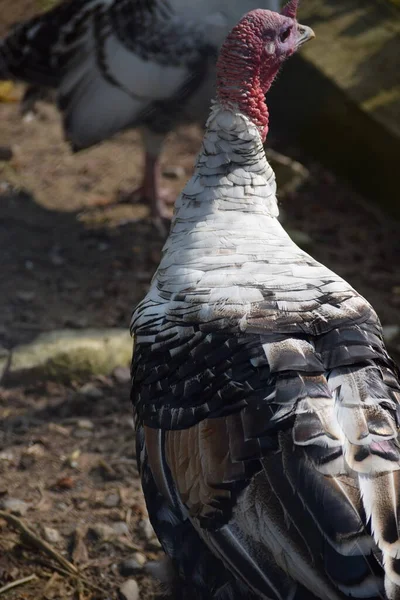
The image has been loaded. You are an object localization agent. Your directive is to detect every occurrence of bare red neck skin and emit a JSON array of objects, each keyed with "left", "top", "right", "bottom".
[{"left": 216, "top": 12, "right": 281, "bottom": 142}]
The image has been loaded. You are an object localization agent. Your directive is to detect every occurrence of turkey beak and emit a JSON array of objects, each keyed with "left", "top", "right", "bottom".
[{"left": 296, "top": 23, "right": 315, "bottom": 48}]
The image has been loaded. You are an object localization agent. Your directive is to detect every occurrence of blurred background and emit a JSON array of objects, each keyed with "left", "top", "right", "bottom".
[{"left": 0, "top": 1, "right": 399, "bottom": 599}]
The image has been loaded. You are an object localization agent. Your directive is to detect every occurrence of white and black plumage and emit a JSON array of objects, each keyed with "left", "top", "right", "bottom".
[
  {"left": 130, "top": 3, "right": 400, "bottom": 599},
  {"left": 0, "top": 0, "right": 280, "bottom": 221}
]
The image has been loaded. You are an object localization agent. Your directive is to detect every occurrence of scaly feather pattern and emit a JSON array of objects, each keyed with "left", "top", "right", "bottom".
[
  {"left": 132, "top": 108, "right": 400, "bottom": 598},
  {"left": 132, "top": 102, "right": 400, "bottom": 599},
  {"left": 131, "top": 7, "right": 400, "bottom": 600}
]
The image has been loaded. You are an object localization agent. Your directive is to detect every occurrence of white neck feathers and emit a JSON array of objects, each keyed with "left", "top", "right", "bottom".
[{"left": 172, "top": 103, "right": 279, "bottom": 228}]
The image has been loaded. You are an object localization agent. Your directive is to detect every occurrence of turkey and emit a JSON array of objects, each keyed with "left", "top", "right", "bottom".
[
  {"left": 130, "top": 2, "right": 400, "bottom": 599},
  {"left": 0, "top": 0, "right": 280, "bottom": 223}
]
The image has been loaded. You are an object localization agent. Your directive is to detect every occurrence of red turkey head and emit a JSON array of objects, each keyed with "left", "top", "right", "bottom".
[{"left": 216, "top": 7, "right": 315, "bottom": 140}]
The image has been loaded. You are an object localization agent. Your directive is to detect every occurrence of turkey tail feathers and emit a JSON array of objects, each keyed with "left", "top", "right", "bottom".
[
  {"left": 330, "top": 366, "right": 400, "bottom": 598},
  {"left": 260, "top": 334, "right": 400, "bottom": 598}
]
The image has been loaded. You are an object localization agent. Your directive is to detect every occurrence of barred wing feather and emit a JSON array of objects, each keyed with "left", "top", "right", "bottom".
[{"left": 133, "top": 291, "right": 400, "bottom": 597}]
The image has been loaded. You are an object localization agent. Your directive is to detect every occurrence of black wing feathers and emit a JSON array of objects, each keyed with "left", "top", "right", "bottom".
[
  {"left": 0, "top": 0, "right": 171, "bottom": 86},
  {"left": 132, "top": 305, "right": 400, "bottom": 598},
  {"left": 0, "top": 0, "right": 91, "bottom": 84}
]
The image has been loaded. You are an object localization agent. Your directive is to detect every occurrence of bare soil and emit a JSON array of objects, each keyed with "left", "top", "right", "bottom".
[
  {"left": 1, "top": 2, "right": 400, "bottom": 599},
  {"left": 0, "top": 377, "right": 163, "bottom": 600}
]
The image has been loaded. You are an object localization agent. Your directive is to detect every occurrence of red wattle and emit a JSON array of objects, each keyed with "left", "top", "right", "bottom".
[{"left": 216, "top": 10, "right": 278, "bottom": 141}]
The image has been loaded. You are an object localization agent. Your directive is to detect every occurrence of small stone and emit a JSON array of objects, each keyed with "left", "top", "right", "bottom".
[
  {"left": 0, "top": 451, "right": 14, "bottom": 461},
  {"left": 162, "top": 165, "right": 185, "bottom": 179},
  {"left": 119, "top": 558, "right": 144, "bottom": 577},
  {"left": 73, "top": 428, "right": 93, "bottom": 439},
  {"left": 0, "top": 181, "right": 11, "bottom": 193},
  {"left": 0, "top": 180, "right": 9, "bottom": 193},
  {"left": 137, "top": 518, "right": 155, "bottom": 542},
  {"left": 79, "top": 383, "right": 104, "bottom": 399},
  {"left": 49, "top": 247, "right": 65, "bottom": 266},
  {"left": 90, "top": 523, "right": 118, "bottom": 541},
  {"left": 113, "top": 366, "right": 131, "bottom": 384},
  {"left": 48, "top": 423, "right": 70, "bottom": 436},
  {"left": 118, "top": 579, "right": 139, "bottom": 600},
  {"left": 111, "top": 521, "right": 130, "bottom": 536},
  {"left": 95, "top": 458, "right": 118, "bottom": 480},
  {"left": 132, "top": 552, "right": 147, "bottom": 567},
  {"left": 77, "top": 419, "right": 95, "bottom": 430},
  {"left": 26, "top": 443, "right": 45, "bottom": 457},
  {"left": 65, "top": 449, "right": 81, "bottom": 468},
  {"left": 287, "top": 229, "right": 313, "bottom": 249},
  {"left": 43, "top": 526, "right": 61, "bottom": 544},
  {"left": 22, "top": 112, "right": 35, "bottom": 123},
  {"left": 16, "top": 291, "right": 36, "bottom": 302},
  {"left": 51, "top": 255, "right": 65, "bottom": 267},
  {"left": 20, "top": 443, "right": 44, "bottom": 468},
  {"left": 104, "top": 493, "right": 120, "bottom": 508},
  {"left": 97, "top": 243, "right": 110, "bottom": 252},
  {"left": 0, "top": 146, "right": 13, "bottom": 161},
  {"left": 1, "top": 498, "right": 30, "bottom": 516}
]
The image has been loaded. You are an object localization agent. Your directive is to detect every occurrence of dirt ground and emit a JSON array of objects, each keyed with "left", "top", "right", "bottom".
[{"left": 1, "top": 2, "right": 400, "bottom": 599}]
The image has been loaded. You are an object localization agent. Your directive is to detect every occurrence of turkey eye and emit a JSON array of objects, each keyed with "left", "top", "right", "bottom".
[{"left": 280, "top": 28, "right": 291, "bottom": 42}]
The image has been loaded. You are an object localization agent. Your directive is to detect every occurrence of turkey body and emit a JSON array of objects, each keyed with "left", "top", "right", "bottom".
[
  {"left": 0, "top": 0, "right": 280, "bottom": 218},
  {"left": 131, "top": 103, "right": 400, "bottom": 599}
]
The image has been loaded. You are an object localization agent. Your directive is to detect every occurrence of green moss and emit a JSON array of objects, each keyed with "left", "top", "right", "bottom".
[
  {"left": 1, "top": 329, "right": 134, "bottom": 385},
  {"left": 36, "top": 0, "right": 58, "bottom": 12}
]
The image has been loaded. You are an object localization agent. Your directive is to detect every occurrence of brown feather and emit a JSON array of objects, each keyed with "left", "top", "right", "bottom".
[{"left": 165, "top": 419, "right": 235, "bottom": 519}]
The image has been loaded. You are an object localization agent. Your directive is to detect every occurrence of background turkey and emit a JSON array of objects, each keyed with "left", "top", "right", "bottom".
[
  {"left": 131, "top": 3, "right": 400, "bottom": 599},
  {"left": 0, "top": 0, "right": 280, "bottom": 223}
]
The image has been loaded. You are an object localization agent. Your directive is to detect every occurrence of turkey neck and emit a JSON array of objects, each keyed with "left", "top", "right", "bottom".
[
  {"left": 152, "top": 102, "right": 292, "bottom": 302},
  {"left": 166, "top": 102, "right": 279, "bottom": 244}
]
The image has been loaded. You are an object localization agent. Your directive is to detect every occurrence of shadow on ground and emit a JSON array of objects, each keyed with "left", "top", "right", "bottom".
[{"left": 0, "top": 190, "right": 165, "bottom": 349}]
